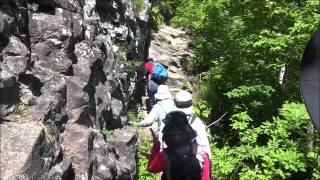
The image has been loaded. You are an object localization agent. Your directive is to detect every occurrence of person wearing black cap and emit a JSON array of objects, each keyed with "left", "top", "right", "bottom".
[{"left": 147, "top": 111, "right": 210, "bottom": 180}]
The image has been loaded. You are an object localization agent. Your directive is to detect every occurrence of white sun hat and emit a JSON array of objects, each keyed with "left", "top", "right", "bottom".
[
  {"left": 174, "top": 90, "right": 193, "bottom": 108},
  {"left": 154, "top": 85, "right": 173, "bottom": 100}
]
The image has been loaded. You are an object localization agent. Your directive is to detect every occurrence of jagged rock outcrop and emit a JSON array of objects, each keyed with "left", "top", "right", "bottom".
[
  {"left": 0, "top": 121, "right": 58, "bottom": 179},
  {"left": 0, "top": 0, "right": 151, "bottom": 179}
]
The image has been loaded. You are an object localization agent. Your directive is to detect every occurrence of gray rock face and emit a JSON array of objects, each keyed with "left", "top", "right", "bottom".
[
  {"left": 0, "top": 121, "right": 53, "bottom": 179},
  {"left": 61, "top": 124, "right": 138, "bottom": 180},
  {"left": 0, "top": 0, "right": 151, "bottom": 179},
  {"left": 107, "top": 126, "right": 138, "bottom": 179},
  {"left": 48, "top": 158, "right": 73, "bottom": 180},
  {"left": 2, "top": 36, "right": 29, "bottom": 75},
  {"left": 0, "top": 0, "right": 29, "bottom": 115},
  {"left": 62, "top": 124, "right": 96, "bottom": 179}
]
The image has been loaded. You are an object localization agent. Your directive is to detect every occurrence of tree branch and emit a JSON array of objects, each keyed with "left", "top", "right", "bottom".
[{"left": 206, "top": 112, "right": 228, "bottom": 128}]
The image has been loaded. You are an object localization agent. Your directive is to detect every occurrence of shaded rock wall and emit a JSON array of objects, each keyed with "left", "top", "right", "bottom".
[{"left": 0, "top": 0, "right": 151, "bottom": 179}]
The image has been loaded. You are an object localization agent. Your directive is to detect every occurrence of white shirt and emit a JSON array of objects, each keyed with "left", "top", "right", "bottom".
[
  {"left": 137, "top": 98, "right": 176, "bottom": 142},
  {"left": 177, "top": 107, "right": 212, "bottom": 158}
]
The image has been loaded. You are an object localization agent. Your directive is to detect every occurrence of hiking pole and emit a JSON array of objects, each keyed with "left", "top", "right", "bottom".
[{"left": 206, "top": 112, "right": 228, "bottom": 128}]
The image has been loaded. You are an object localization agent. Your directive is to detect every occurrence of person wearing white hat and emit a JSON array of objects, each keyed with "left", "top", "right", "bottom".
[
  {"left": 174, "top": 90, "right": 212, "bottom": 159},
  {"left": 137, "top": 85, "right": 176, "bottom": 144}
]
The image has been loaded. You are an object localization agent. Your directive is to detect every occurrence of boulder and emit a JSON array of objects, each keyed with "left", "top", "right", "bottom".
[
  {"left": 94, "top": 82, "right": 112, "bottom": 129},
  {"left": 29, "top": 9, "right": 75, "bottom": 74},
  {"left": 2, "top": 36, "right": 30, "bottom": 75},
  {"left": 66, "top": 76, "right": 92, "bottom": 126},
  {"left": 107, "top": 126, "right": 138, "bottom": 179},
  {"left": 61, "top": 124, "right": 95, "bottom": 179},
  {"left": 0, "top": 121, "right": 54, "bottom": 179},
  {"left": 47, "top": 158, "right": 73, "bottom": 180},
  {"left": 110, "top": 98, "right": 124, "bottom": 128},
  {"left": 62, "top": 124, "right": 138, "bottom": 180},
  {"left": 0, "top": 66, "right": 19, "bottom": 115}
]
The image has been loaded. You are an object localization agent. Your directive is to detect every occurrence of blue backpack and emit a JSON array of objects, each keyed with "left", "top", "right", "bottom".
[{"left": 151, "top": 61, "right": 168, "bottom": 80}]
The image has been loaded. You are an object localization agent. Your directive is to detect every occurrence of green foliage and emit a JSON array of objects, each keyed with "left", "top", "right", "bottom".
[
  {"left": 127, "top": 110, "right": 138, "bottom": 122},
  {"left": 43, "top": 120, "right": 59, "bottom": 138},
  {"left": 170, "top": 0, "right": 320, "bottom": 178},
  {"left": 11, "top": 104, "right": 26, "bottom": 115},
  {"left": 162, "top": 0, "right": 183, "bottom": 15},
  {"left": 114, "top": 42, "right": 141, "bottom": 76},
  {"left": 307, "top": 131, "right": 320, "bottom": 179},
  {"left": 125, "top": 61, "right": 142, "bottom": 76},
  {"left": 181, "top": 79, "right": 189, "bottom": 90},
  {"left": 133, "top": 0, "right": 145, "bottom": 14},
  {"left": 115, "top": 43, "right": 130, "bottom": 61},
  {"left": 193, "top": 99, "right": 211, "bottom": 120},
  {"left": 159, "top": 36, "right": 169, "bottom": 44},
  {"left": 137, "top": 134, "right": 158, "bottom": 180},
  {"left": 150, "top": 6, "right": 164, "bottom": 28},
  {"left": 171, "top": 0, "right": 207, "bottom": 30},
  {"left": 101, "top": 129, "right": 114, "bottom": 137},
  {"left": 225, "top": 85, "right": 275, "bottom": 99},
  {"left": 211, "top": 103, "right": 312, "bottom": 179}
]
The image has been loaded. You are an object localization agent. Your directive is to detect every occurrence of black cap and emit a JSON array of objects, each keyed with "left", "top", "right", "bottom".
[{"left": 162, "top": 111, "right": 196, "bottom": 136}]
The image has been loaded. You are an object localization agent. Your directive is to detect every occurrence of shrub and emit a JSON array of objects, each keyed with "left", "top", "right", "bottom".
[
  {"left": 43, "top": 120, "right": 59, "bottom": 138},
  {"left": 11, "top": 104, "right": 26, "bottom": 115},
  {"left": 150, "top": 6, "right": 164, "bottom": 29},
  {"left": 210, "top": 103, "right": 317, "bottom": 179},
  {"left": 137, "top": 134, "right": 158, "bottom": 180},
  {"left": 125, "top": 61, "right": 143, "bottom": 76},
  {"left": 133, "top": 0, "right": 145, "bottom": 15},
  {"left": 114, "top": 43, "right": 130, "bottom": 61}
]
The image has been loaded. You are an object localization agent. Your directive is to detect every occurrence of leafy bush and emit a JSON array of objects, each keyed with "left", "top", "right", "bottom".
[
  {"left": 168, "top": 0, "right": 320, "bottom": 179},
  {"left": 150, "top": 6, "right": 164, "bottom": 28},
  {"left": 125, "top": 61, "right": 142, "bottom": 76},
  {"left": 43, "top": 120, "right": 59, "bottom": 138},
  {"left": 193, "top": 99, "right": 211, "bottom": 120},
  {"left": 210, "top": 103, "right": 317, "bottom": 179},
  {"left": 115, "top": 43, "right": 130, "bottom": 61},
  {"left": 10, "top": 104, "right": 26, "bottom": 115},
  {"left": 101, "top": 129, "right": 114, "bottom": 137},
  {"left": 181, "top": 80, "right": 189, "bottom": 90},
  {"left": 114, "top": 42, "right": 141, "bottom": 76},
  {"left": 133, "top": 0, "right": 145, "bottom": 15},
  {"left": 137, "top": 134, "right": 158, "bottom": 180},
  {"left": 127, "top": 110, "right": 138, "bottom": 122},
  {"left": 307, "top": 131, "right": 320, "bottom": 179}
]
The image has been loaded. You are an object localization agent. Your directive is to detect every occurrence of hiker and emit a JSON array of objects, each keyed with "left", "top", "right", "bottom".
[
  {"left": 147, "top": 111, "right": 210, "bottom": 180},
  {"left": 174, "top": 90, "right": 212, "bottom": 158},
  {"left": 136, "top": 85, "right": 175, "bottom": 144},
  {"left": 143, "top": 57, "right": 154, "bottom": 81},
  {"left": 143, "top": 57, "right": 169, "bottom": 109}
]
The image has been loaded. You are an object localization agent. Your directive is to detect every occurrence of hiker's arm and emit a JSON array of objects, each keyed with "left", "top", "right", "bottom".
[
  {"left": 195, "top": 120, "right": 212, "bottom": 158},
  {"left": 143, "top": 69, "right": 150, "bottom": 80},
  {"left": 137, "top": 107, "right": 159, "bottom": 127},
  {"left": 136, "top": 116, "right": 154, "bottom": 126},
  {"left": 147, "top": 138, "right": 166, "bottom": 173},
  {"left": 144, "top": 62, "right": 152, "bottom": 80}
]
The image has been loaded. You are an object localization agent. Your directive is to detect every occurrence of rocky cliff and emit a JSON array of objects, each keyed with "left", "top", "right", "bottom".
[{"left": 0, "top": 0, "right": 151, "bottom": 179}]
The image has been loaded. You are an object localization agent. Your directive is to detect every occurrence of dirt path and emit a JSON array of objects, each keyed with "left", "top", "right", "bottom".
[
  {"left": 149, "top": 25, "right": 194, "bottom": 94},
  {"left": 137, "top": 24, "right": 194, "bottom": 142}
]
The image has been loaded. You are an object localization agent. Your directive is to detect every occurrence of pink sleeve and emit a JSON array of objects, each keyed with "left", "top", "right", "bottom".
[
  {"left": 201, "top": 153, "right": 211, "bottom": 180},
  {"left": 147, "top": 140, "right": 167, "bottom": 173}
]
